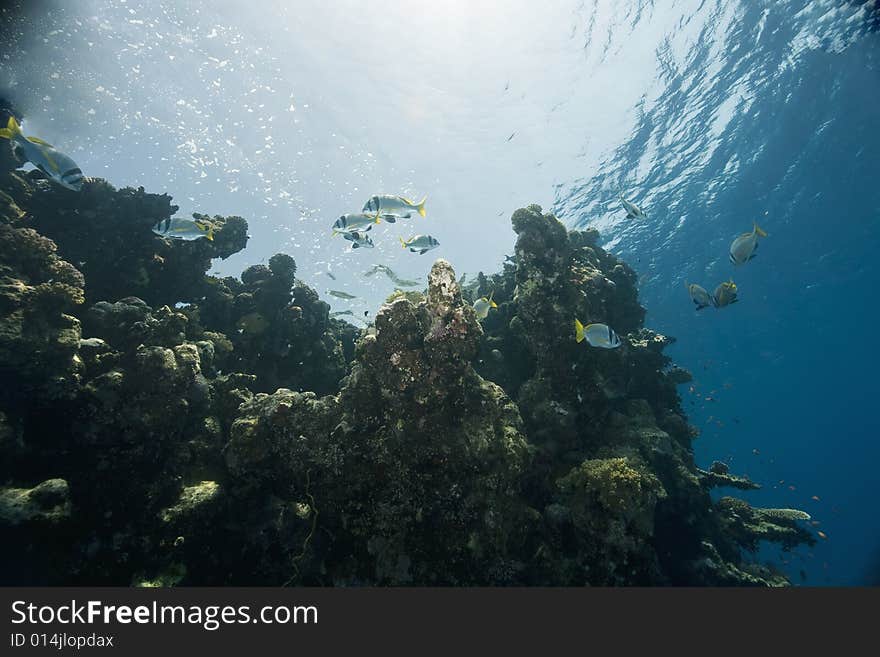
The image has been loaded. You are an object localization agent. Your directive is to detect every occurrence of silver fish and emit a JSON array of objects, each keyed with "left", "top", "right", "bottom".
[
  {"left": 0, "top": 116, "right": 83, "bottom": 191},
  {"left": 152, "top": 217, "right": 214, "bottom": 241},
  {"left": 399, "top": 234, "right": 439, "bottom": 255},
  {"left": 729, "top": 222, "right": 767, "bottom": 265},
  {"left": 328, "top": 290, "right": 358, "bottom": 300},
  {"left": 363, "top": 194, "right": 426, "bottom": 218},
  {"left": 686, "top": 283, "right": 713, "bottom": 310},
  {"left": 575, "top": 319, "right": 621, "bottom": 349},
  {"left": 473, "top": 293, "right": 498, "bottom": 320},
  {"left": 343, "top": 230, "right": 374, "bottom": 249},
  {"left": 332, "top": 213, "right": 379, "bottom": 235},
  {"left": 330, "top": 310, "right": 354, "bottom": 317},
  {"left": 712, "top": 280, "right": 738, "bottom": 308},
  {"left": 619, "top": 194, "right": 644, "bottom": 219}
]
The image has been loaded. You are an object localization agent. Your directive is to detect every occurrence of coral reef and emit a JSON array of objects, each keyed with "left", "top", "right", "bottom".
[{"left": 0, "top": 163, "right": 813, "bottom": 586}]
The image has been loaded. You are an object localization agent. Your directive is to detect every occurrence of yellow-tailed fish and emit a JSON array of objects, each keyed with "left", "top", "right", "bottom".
[
  {"left": 729, "top": 222, "right": 768, "bottom": 265},
  {"left": 363, "top": 194, "right": 427, "bottom": 218},
  {"left": 152, "top": 217, "right": 214, "bottom": 241},
  {"left": 574, "top": 319, "right": 621, "bottom": 349},
  {"left": 332, "top": 212, "right": 380, "bottom": 236},
  {"left": 712, "top": 280, "right": 739, "bottom": 308},
  {"left": 399, "top": 234, "right": 439, "bottom": 255},
  {"left": 473, "top": 292, "right": 498, "bottom": 320},
  {"left": 0, "top": 116, "right": 83, "bottom": 191}
]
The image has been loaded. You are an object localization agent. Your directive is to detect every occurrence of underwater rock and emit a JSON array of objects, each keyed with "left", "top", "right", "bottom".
[
  {"left": 0, "top": 182, "right": 809, "bottom": 586},
  {"left": 0, "top": 222, "right": 84, "bottom": 405},
  {"left": 715, "top": 497, "right": 816, "bottom": 552},
  {"left": 2, "top": 173, "right": 249, "bottom": 307},
  {"left": 0, "top": 478, "right": 71, "bottom": 526}
]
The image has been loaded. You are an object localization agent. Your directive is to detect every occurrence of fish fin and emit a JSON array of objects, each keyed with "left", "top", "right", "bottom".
[
  {"left": 373, "top": 212, "right": 381, "bottom": 224},
  {"left": 383, "top": 214, "right": 397, "bottom": 223},
  {"left": 416, "top": 196, "right": 427, "bottom": 217},
  {"left": 754, "top": 222, "right": 767, "bottom": 237},
  {"left": 6, "top": 116, "right": 21, "bottom": 135},
  {"left": 0, "top": 128, "right": 11, "bottom": 139},
  {"left": 331, "top": 230, "right": 340, "bottom": 237},
  {"left": 748, "top": 254, "right": 757, "bottom": 260},
  {"left": 26, "top": 136, "right": 53, "bottom": 147},
  {"left": 206, "top": 226, "right": 214, "bottom": 241},
  {"left": 490, "top": 300, "right": 498, "bottom": 308},
  {"left": 574, "top": 319, "right": 585, "bottom": 344},
  {"left": 352, "top": 243, "right": 359, "bottom": 249},
  {"left": 418, "top": 249, "right": 428, "bottom": 255},
  {"left": 399, "top": 236, "right": 407, "bottom": 248}
]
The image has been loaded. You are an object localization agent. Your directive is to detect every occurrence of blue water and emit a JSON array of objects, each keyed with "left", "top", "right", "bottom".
[{"left": 2, "top": 0, "right": 878, "bottom": 584}]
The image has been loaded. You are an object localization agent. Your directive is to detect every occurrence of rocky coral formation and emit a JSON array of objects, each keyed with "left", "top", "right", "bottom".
[{"left": 0, "top": 160, "right": 813, "bottom": 585}]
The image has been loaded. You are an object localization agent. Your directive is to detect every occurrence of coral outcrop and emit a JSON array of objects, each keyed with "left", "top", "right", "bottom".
[{"left": 0, "top": 161, "right": 813, "bottom": 585}]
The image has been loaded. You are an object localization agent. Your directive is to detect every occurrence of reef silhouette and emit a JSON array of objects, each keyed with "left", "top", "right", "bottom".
[{"left": 0, "top": 135, "right": 814, "bottom": 586}]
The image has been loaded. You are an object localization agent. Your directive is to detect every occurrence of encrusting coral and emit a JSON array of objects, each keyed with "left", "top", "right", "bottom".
[{"left": 0, "top": 147, "right": 814, "bottom": 585}]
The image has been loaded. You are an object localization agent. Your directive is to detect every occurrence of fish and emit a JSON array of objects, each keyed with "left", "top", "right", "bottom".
[
  {"left": 330, "top": 310, "right": 354, "bottom": 317},
  {"left": 729, "top": 222, "right": 768, "bottom": 265},
  {"left": 399, "top": 234, "right": 439, "bottom": 255},
  {"left": 328, "top": 290, "right": 357, "bottom": 300},
  {"left": 619, "top": 194, "right": 645, "bottom": 219},
  {"left": 473, "top": 292, "right": 498, "bottom": 320},
  {"left": 686, "top": 282, "right": 713, "bottom": 310},
  {"left": 0, "top": 116, "right": 84, "bottom": 191},
  {"left": 506, "top": 132, "right": 516, "bottom": 142},
  {"left": 574, "top": 319, "right": 622, "bottom": 349},
  {"left": 325, "top": 271, "right": 337, "bottom": 280},
  {"left": 712, "top": 280, "right": 738, "bottom": 307},
  {"left": 332, "top": 212, "right": 380, "bottom": 235},
  {"left": 363, "top": 194, "right": 427, "bottom": 218},
  {"left": 152, "top": 216, "right": 214, "bottom": 241},
  {"left": 236, "top": 312, "right": 269, "bottom": 334},
  {"left": 342, "top": 230, "right": 374, "bottom": 249},
  {"left": 817, "top": 531, "right": 828, "bottom": 540},
  {"left": 365, "top": 264, "right": 421, "bottom": 287}
]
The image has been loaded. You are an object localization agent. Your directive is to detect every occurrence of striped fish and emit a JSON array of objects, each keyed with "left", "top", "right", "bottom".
[
  {"left": 0, "top": 116, "right": 84, "bottom": 191},
  {"left": 152, "top": 217, "right": 214, "bottom": 241},
  {"left": 574, "top": 319, "right": 621, "bottom": 349}
]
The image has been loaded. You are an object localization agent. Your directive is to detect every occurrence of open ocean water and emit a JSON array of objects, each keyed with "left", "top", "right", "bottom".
[{"left": 1, "top": 0, "right": 878, "bottom": 585}]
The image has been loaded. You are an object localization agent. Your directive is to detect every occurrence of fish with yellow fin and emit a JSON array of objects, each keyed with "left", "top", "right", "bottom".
[
  {"left": 575, "top": 319, "right": 621, "bottom": 349},
  {"left": 0, "top": 116, "right": 84, "bottom": 191}
]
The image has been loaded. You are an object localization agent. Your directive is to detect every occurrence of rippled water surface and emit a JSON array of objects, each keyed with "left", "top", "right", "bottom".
[{"left": 2, "top": 0, "right": 878, "bottom": 584}]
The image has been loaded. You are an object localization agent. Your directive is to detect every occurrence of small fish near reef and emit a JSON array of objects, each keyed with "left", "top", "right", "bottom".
[
  {"left": 686, "top": 282, "right": 714, "bottom": 310},
  {"left": 574, "top": 319, "right": 622, "bottom": 349},
  {"left": 729, "top": 222, "right": 768, "bottom": 265},
  {"left": 363, "top": 194, "right": 427, "bottom": 219},
  {"left": 473, "top": 292, "right": 498, "bottom": 320},
  {"left": 0, "top": 116, "right": 84, "bottom": 191},
  {"left": 332, "top": 213, "right": 379, "bottom": 235},
  {"left": 328, "top": 290, "right": 358, "bottom": 300},
  {"left": 343, "top": 230, "right": 374, "bottom": 249},
  {"left": 152, "top": 217, "right": 214, "bottom": 241},
  {"left": 712, "top": 280, "right": 738, "bottom": 308},
  {"left": 399, "top": 234, "right": 439, "bottom": 255},
  {"left": 330, "top": 310, "right": 354, "bottom": 317},
  {"left": 619, "top": 194, "right": 645, "bottom": 219}
]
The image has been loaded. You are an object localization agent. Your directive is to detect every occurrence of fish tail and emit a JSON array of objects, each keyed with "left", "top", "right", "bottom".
[
  {"left": 489, "top": 290, "right": 497, "bottom": 308},
  {"left": 754, "top": 222, "right": 768, "bottom": 238},
  {"left": 574, "top": 318, "right": 585, "bottom": 344},
  {"left": 399, "top": 236, "right": 407, "bottom": 248},
  {"left": 206, "top": 226, "right": 214, "bottom": 241},
  {"left": 331, "top": 229, "right": 340, "bottom": 237},
  {"left": 6, "top": 115, "right": 21, "bottom": 136},
  {"left": 416, "top": 196, "right": 427, "bottom": 217},
  {"left": 374, "top": 212, "right": 381, "bottom": 224}
]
